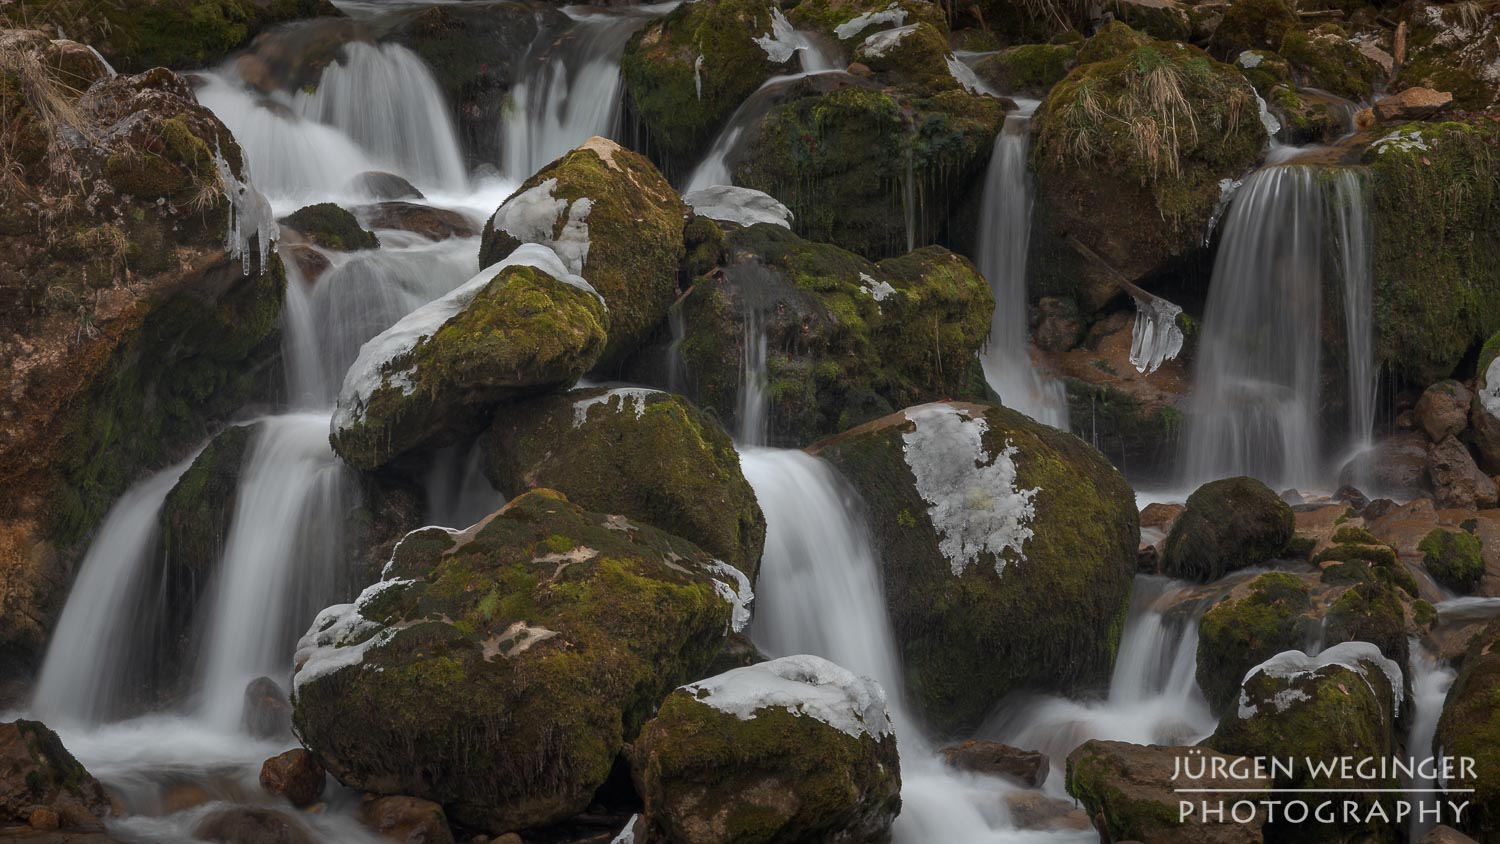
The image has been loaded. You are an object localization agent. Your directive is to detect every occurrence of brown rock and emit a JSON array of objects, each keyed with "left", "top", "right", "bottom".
[
  {"left": 350, "top": 172, "right": 425, "bottom": 201},
  {"left": 242, "top": 677, "right": 292, "bottom": 740},
  {"left": 361, "top": 202, "right": 477, "bottom": 242},
  {"left": 160, "top": 782, "right": 216, "bottom": 814},
  {"left": 1421, "top": 824, "right": 1480, "bottom": 843},
  {"left": 1415, "top": 379, "right": 1473, "bottom": 442},
  {"left": 0, "top": 721, "right": 109, "bottom": 831},
  {"left": 259, "top": 749, "right": 325, "bottom": 808},
  {"left": 1002, "top": 791, "right": 1091, "bottom": 831},
  {"left": 1428, "top": 436, "right": 1499, "bottom": 510},
  {"left": 1339, "top": 431, "right": 1431, "bottom": 498},
  {"left": 846, "top": 61, "right": 873, "bottom": 78},
  {"left": 1374, "top": 87, "right": 1453, "bottom": 122},
  {"left": 194, "top": 806, "right": 317, "bottom": 844},
  {"left": 1359, "top": 41, "right": 1395, "bottom": 76},
  {"left": 1140, "top": 502, "right": 1184, "bottom": 530},
  {"left": 361, "top": 795, "right": 454, "bottom": 844},
  {"left": 29, "top": 807, "right": 61, "bottom": 830},
  {"left": 281, "top": 244, "right": 331, "bottom": 286},
  {"left": 1034, "top": 297, "right": 1084, "bottom": 352},
  {"left": 939, "top": 739, "right": 1049, "bottom": 787}
]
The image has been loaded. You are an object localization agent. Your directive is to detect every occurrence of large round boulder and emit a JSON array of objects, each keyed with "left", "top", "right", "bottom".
[
  {"left": 1195, "top": 571, "right": 1313, "bottom": 715},
  {"left": 0, "top": 720, "right": 110, "bottom": 831},
  {"left": 811, "top": 401, "right": 1139, "bottom": 734},
  {"left": 649, "top": 221, "right": 992, "bottom": 447},
  {"left": 631, "top": 655, "right": 901, "bottom": 844},
  {"left": 1436, "top": 619, "right": 1500, "bottom": 839},
  {"left": 1421, "top": 528, "right": 1486, "bottom": 595},
  {"left": 330, "top": 245, "right": 608, "bottom": 469},
  {"left": 291, "top": 490, "right": 750, "bottom": 833},
  {"left": 479, "top": 137, "right": 686, "bottom": 368},
  {"left": 481, "top": 387, "right": 766, "bottom": 578},
  {"left": 1160, "top": 477, "right": 1294, "bottom": 582},
  {"left": 1030, "top": 35, "right": 1266, "bottom": 312}
]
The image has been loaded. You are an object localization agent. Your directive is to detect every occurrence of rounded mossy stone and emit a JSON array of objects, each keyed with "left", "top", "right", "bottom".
[
  {"left": 330, "top": 263, "right": 608, "bottom": 469},
  {"left": 280, "top": 203, "right": 378, "bottom": 251},
  {"left": 1234, "top": 48, "right": 1292, "bottom": 95},
  {"left": 1436, "top": 619, "right": 1500, "bottom": 837},
  {"left": 0, "top": 719, "right": 111, "bottom": 828},
  {"left": 673, "top": 223, "right": 993, "bottom": 446},
  {"left": 291, "top": 490, "right": 737, "bottom": 834},
  {"left": 1312, "top": 534, "right": 1419, "bottom": 599},
  {"left": 1196, "top": 572, "right": 1312, "bottom": 716},
  {"left": 973, "top": 42, "right": 1078, "bottom": 97},
  {"left": 1420, "top": 527, "right": 1485, "bottom": 595},
  {"left": 736, "top": 83, "right": 1005, "bottom": 259},
  {"left": 788, "top": 0, "right": 948, "bottom": 44},
  {"left": 1278, "top": 24, "right": 1379, "bottom": 101},
  {"left": 1161, "top": 477, "right": 1294, "bottom": 582},
  {"left": 852, "top": 22, "right": 955, "bottom": 94},
  {"left": 1366, "top": 119, "right": 1500, "bottom": 384},
  {"left": 621, "top": 0, "right": 790, "bottom": 170},
  {"left": 1029, "top": 40, "right": 1266, "bottom": 312},
  {"left": 812, "top": 401, "right": 1139, "bottom": 735},
  {"left": 479, "top": 138, "right": 685, "bottom": 369},
  {"left": 1322, "top": 581, "right": 1411, "bottom": 679},
  {"left": 1207, "top": 0, "right": 1298, "bottom": 58},
  {"left": 20, "top": 0, "right": 341, "bottom": 73},
  {"left": 1075, "top": 21, "right": 1152, "bottom": 65},
  {"left": 481, "top": 387, "right": 766, "bottom": 579},
  {"left": 631, "top": 660, "right": 902, "bottom": 844}
]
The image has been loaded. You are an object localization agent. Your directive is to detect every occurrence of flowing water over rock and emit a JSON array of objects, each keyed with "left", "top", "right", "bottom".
[{"left": 976, "top": 107, "right": 1069, "bottom": 429}]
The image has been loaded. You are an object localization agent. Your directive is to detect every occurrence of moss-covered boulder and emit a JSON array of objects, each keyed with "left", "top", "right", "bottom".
[
  {"left": 291, "top": 490, "right": 748, "bottom": 833},
  {"left": 621, "top": 0, "right": 796, "bottom": 172},
  {"left": 1234, "top": 48, "right": 1292, "bottom": 94},
  {"left": 662, "top": 222, "right": 992, "bottom": 446},
  {"left": 631, "top": 655, "right": 901, "bottom": 844},
  {"left": 736, "top": 81, "right": 1005, "bottom": 259},
  {"left": 1436, "top": 619, "right": 1500, "bottom": 838},
  {"left": 19, "top": 0, "right": 340, "bottom": 73},
  {"left": 1161, "top": 477, "right": 1294, "bottom": 582},
  {"left": 0, "top": 51, "right": 283, "bottom": 672},
  {"left": 812, "top": 401, "right": 1138, "bottom": 734},
  {"left": 1208, "top": 642, "right": 1403, "bottom": 839},
  {"left": 1367, "top": 120, "right": 1500, "bottom": 384},
  {"left": 1421, "top": 528, "right": 1485, "bottom": 595},
  {"left": 1208, "top": 0, "right": 1298, "bottom": 58},
  {"left": 0, "top": 719, "right": 111, "bottom": 830},
  {"left": 479, "top": 137, "right": 685, "bottom": 369},
  {"left": 851, "top": 22, "right": 957, "bottom": 94},
  {"left": 1313, "top": 525, "right": 1420, "bottom": 599},
  {"left": 1399, "top": 2, "right": 1500, "bottom": 111},
  {"left": 1030, "top": 39, "right": 1265, "bottom": 312},
  {"left": 1267, "top": 84, "right": 1357, "bottom": 145},
  {"left": 973, "top": 42, "right": 1078, "bottom": 97},
  {"left": 1196, "top": 571, "right": 1312, "bottom": 715},
  {"left": 481, "top": 387, "right": 766, "bottom": 578},
  {"left": 1066, "top": 740, "right": 1272, "bottom": 843},
  {"left": 330, "top": 247, "right": 607, "bottom": 469},
  {"left": 1278, "top": 24, "right": 1381, "bottom": 101},
  {"left": 281, "top": 203, "right": 378, "bottom": 251}
]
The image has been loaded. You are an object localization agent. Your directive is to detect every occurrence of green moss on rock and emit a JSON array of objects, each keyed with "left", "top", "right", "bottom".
[
  {"left": 291, "top": 490, "right": 739, "bottom": 833},
  {"left": 1196, "top": 572, "right": 1311, "bottom": 715},
  {"left": 481, "top": 387, "right": 766, "bottom": 578},
  {"left": 973, "top": 42, "right": 1078, "bottom": 97},
  {"left": 1208, "top": 0, "right": 1298, "bottom": 58},
  {"left": 813, "top": 401, "right": 1138, "bottom": 735},
  {"left": 1278, "top": 24, "right": 1379, "bottom": 101},
  {"left": 1398, "top": 3, "right": 1500, "bottom": 111},
  {"left": 852, "top": 21, "right": 956, "bottom": 94},
  {"left": 1161, "top": 477, "right": 1294, "bottom": 582},
  {"left": 0, "top": 719, "right": 111, "bottom": 829},
  {"left": 281, "top": 203, "right": 378, "bottom": 251},
  {"left": 1420, "top": 527, "right": 1485, "bottom": 594},
  {"left": 1436, "top": 619, "right": 1500, "bottom": 837}
]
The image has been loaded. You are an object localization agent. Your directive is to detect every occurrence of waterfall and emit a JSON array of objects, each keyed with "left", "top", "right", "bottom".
[
  {"left": 32, "top": 456, "right": 198, "bottom": 725},
  {"left": 499, "top": 8, "right": 658, "bottom": 182},
  {"left": 1407, "top": 642, "right": 1458, "bottom": 842},
  {"left": 424, "top": 439, "right": 505, "bottom": 530},
  {"left": 196, "top": 414, "right": 351, "bottom": 729},
  {"left": 976, "top": 108, "right": 1069, "bottom": 429},
  {"left": 1181, "top": 164, "right": 1374, "bottom": 490},
  {"left": 666, "top": 305, "right": 687, "bottom": 394},
  {"left": 737, "top": 309, "right": 771, "bottom": 446},
  {"left": 741, "top": 448, "right": 1095, "bottom": 843},
  {"left": 295, "top": 42, "right": 467, "bottom": 194}
]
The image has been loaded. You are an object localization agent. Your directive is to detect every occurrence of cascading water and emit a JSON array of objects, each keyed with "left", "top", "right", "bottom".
[
  {"left": 742, "top": 448, "right": 1094, "bottom": 843},
  {"left": 737, "top": 309, "right": 771, "bottom": 446},
  {"left": 976, "top": 106, "right": 1069, "bottom": 429},
  {"left": 499, "top": 7, "right": 662, "bottom": 182},
  {"left": 1407, "top": 641, "right": 1458, "bottom": 842},
  {"left": 1181, "top": 164, "right": 1374, "bottom": 490}
]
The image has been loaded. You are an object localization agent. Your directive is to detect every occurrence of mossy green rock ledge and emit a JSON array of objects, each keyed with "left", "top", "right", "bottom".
[
  {"left": 481, "top": 387, "right": 766, "bottom": 579},
  {"left": 329, "top": 247, "right": 607, "bottom": 469},
  {"left": 291, "top": 489, "right": 747, "bottom": 833},
  {"left": 632, "top": 655, "right": 901, "bottom": 844},
  {"left": 812, "top": 401, "right": 1138, "bottom": 735},
  {"left": 1161, "top": 476, "right": 1293, "bottom": 582},
  {"left": 0, "top": 719, "right": 112, "bottom": 831},
  {"left": 1436, "top": 619, "right": 1500, "bottom": 839},
  {"left": 668, "top": 222, "right": 993, "bottom": 447},
  {"left": 1195, "top": 571, "right": 1313, "bottom": 715},
  {"left": 479, "top": 137, "right": 685, "bottom": 369}
]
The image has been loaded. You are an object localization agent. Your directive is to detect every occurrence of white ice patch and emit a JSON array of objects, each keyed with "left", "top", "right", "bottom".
[
  {"left": 684, "top": 654, "right": 893, "bottom": 738},
  {"left": 835, "top": 3, "right": 908, "bottom": 39},
  {"left": 571, "top": 387, "right": 661, "bottom": 427},
  {"left": 1236, "top": 641, "right": 1405, "bottom": 720},
  {"left": 1255, "top": 92, "right": 1281, "bottom": 137},
  {"left": 755, "top": 8, "right": 802, "bottom": 64},
  {"left": 946, "top": 54, "right": 990, "bottom": 95},
  {"left": 489, "top": 177, "right": 593, "bottom": 276},
  {"left": 1481, "top": 357, "right": 1500, "bottom": 419},
  {"left": 1237, "top": 50, "right": 1264, "bottom": 69},
  {"left": 858, "top": 24, "right": 918, "bottom": 59},
  {"left": 1129, "top": 295, "right": 1184, "bottom": 374},
  {"left": 1371, "top": 127, "right": 1432, "bottom": 156},
  {"left": 901, "top": 404, "right": 1038, "bottom": 576},
  {"left": 292, "top": 577, "right": 414, "bottom": 691},
  {"left": 334, "top": 243, "right": 602, "bottom": 434},
  {"left": 694, "top": 54, "right": 705, "bottom": 100},
  {"left": 858, "top": 272, "right": 896, "bottom": 312},
  {"left": 683, "top": 185, "right": 794, "bottom": 229},
  {"left": 708, "top": 561, "right": 754, "bottom": 633},
  {"left": 213, "top": 146, "right": 277, "bottom": 276},
  {"left": 611, "top": 816, "right": 639, "bottom": 844}
]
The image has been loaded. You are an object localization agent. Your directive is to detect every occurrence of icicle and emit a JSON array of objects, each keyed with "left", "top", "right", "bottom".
[
  {"left": 213, "top": 145, "right": 277, "bottom": 276},
  {"left": 1129, "top": 295, "right": 1184, "bottom": 375}
]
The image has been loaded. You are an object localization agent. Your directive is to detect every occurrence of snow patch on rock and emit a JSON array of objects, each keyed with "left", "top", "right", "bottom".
[
  {"left": 755, "top": 8, "right": 803, "bottom": 64},
  {"left": 684, "top": 185, "right": 794, "bottom": 229},
  {"left": 489, "top": 177, "right": 593, "bottom": 275},
  {"left": 1482, "top": 358, "right": 1500, "bottom": 419},
  {"left": 708, "top": 561, "right": 754, "bottom": 633},
  {"left": 901, "top": 404, "right": 1038, "bottom": 576},
  {"left": 835, "top": 3, "right": 907, "bottom": 39},
  {"left": 684, "top": 654, "right": 893, "bottom": 738},
  {"left": 292, "top": 578, "right": 414, "bottom": 691},
  {"left": 1236, "top": 641, "right": 1405, "bottom": 719},
  {"left": 571, "top": 387, "right": 662, "bottom": 428},
  {"left": 858, "top": 24, "right": 918, "bottom": 59}
]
